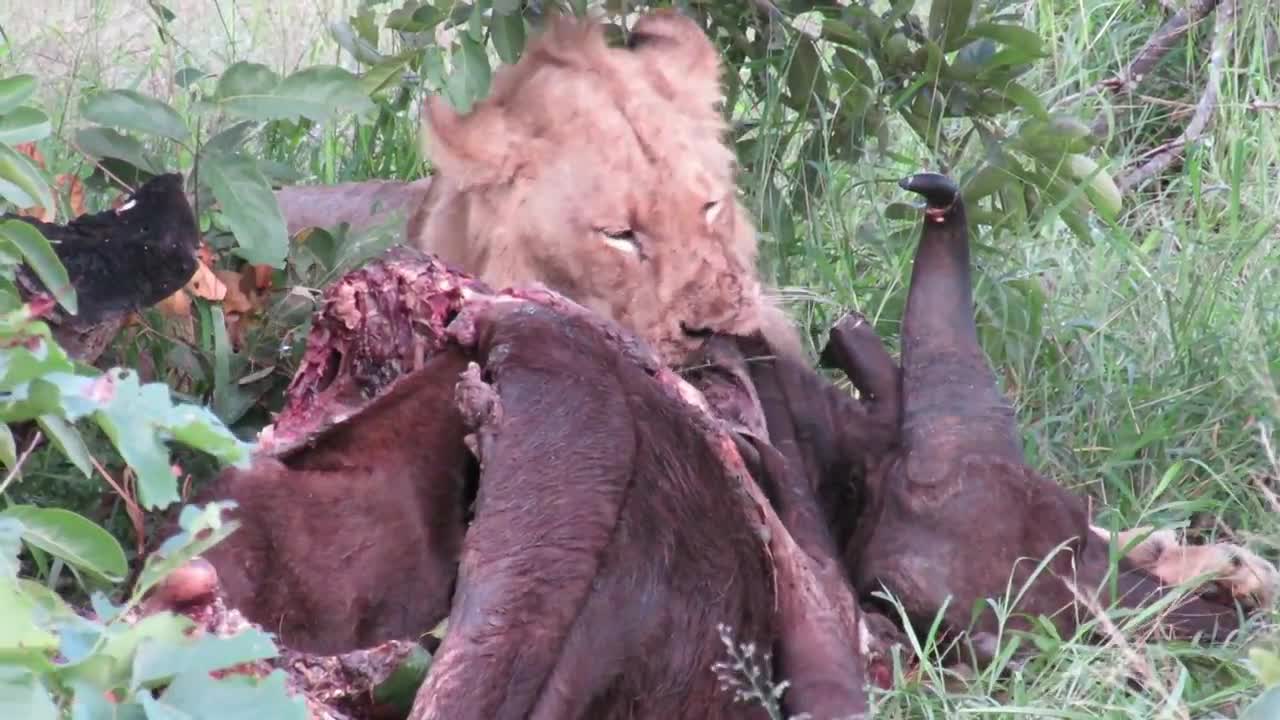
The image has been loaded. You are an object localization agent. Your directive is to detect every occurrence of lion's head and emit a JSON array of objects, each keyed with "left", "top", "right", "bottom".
[{"left": 408, "top": 10, "right": 799, "bottom": 365}]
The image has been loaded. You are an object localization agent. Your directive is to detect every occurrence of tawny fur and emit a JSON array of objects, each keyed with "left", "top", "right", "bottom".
[
  {"left": 1090, "top": 525, "right": 1278, "bottom": 608},
  {"left": 406, "top": 11, "right": 802, "bottom": 365}
]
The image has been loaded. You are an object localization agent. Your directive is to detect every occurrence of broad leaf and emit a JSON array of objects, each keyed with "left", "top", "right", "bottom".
[
  {"left": 0, "top": 666, "right": 58, "bottom": 720},
  {"left": 1243, "top": 687, "right": 1280, "bottom": 720},
  {"left": 134, "top": 502, "right": 240, "bottom": 604},
  {"left": 74, "top": 127, "right": 161, "bottom": 175},
  {"left": 492, "top": 12, "right": 527, "bottom": 65},
  {"left": 34, "top": 413, "right": 92, "bottom": 478},
  {"left": 83, "top": 90, "right": 190, "bottom": 143},
  {"left": 928, "top": 0, "right": 975, "bottom": 52},
  {"left": 200, "top": 151, "right": 288, "bottom": 268},
  {"left": 214, "top": 61, "right": 281, "bottom": 101},
  {"left": 131, "top": 628, "right": 279, "bottom": 690},
  {"left": 0, "top": 143, "right": 54, "bottom": 211},
  {"left": 0, "top": 219, "right": 78, "bottom": 315},
  {"left": 1, "top": 505, "right": 127, "bottom": 583},
  {"left": 444, "top": 34, "right": 492, "bottom": 113},
  {"left": 148, "top": 669, "right": 307, "bottom": 720},
  {"left": 215, "top": 65, "right": 375, "bottom": 123},
  {"left": 0, "top": 107, "right": 52, "bottom": 145},
  {"left": 0, "top": 518, "right": 21, "bottom": 578},
  {"left": 0, "top": 75, "right": 36, "bottom": 116}
]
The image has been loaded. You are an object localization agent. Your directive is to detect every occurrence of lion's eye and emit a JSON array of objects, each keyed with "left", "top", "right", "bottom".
[
  {"left": 703, "top": 199, "right": 724, "bottom": 225},
  {"left": 600, "top": 227, "right": 640, "bottom": 255}
]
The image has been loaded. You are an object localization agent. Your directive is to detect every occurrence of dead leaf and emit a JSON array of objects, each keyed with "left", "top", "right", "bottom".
[
  {"left": 186, "top": 262, "right": 228, "bottom": 302},
  {"left": 250, "top": 264, "right": 273, "bottom": 291},
  {"left": 157, "top": 289, "right": 192, "bottom": 318},
  {"left": 15, "top": 144, "right": 54, "bottom": 221},
  {"left": 15, "top": 142, "right": 45, "bottom": 169},
  {"left": 215, "top": 269, "right": 255, "bottom": 314},
  {"left": 16, "top": 203, "right": 54, "bottom": 222},
  {"left": 197, "top": 242, "right": 216, "bottom": 267},
  {"left": 56, "top": 174, "right": 87, "bottom": 217}
]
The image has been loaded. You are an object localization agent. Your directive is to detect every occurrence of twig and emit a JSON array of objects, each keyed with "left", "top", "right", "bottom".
[
  {"left": 0, "top": 431, "right": 44, "bottom": 495},
  {"left": 1086, "top": 0, "right": 1221, "bottom": 140},
  {"left": 90, "top": 455, "right": 146, "bottom": 556},
  {"left": 1115, "top": 0, "right": 1238, "bottom": 192}
]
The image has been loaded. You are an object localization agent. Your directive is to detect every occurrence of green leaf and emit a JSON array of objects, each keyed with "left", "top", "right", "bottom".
[
  {"left": 785, "top": 36, "right": 826, "bottom": 110},
  {"left": 72, "top": 681, "right": 148, "bottom": 720},
  {"left": 174, "top": 66, "right": 210, "bottom": 88},
  {"left": 927, "top": 0, "right": 974, "bottom": 52},
  {"left": 0, "top": 143, "right": 54, "bottom": 211},
  {"left": 0, "top": 577, "right": 61, "bottom": 655},
  {"left": 0, "top": 76, "right": 36, "bottom": 116},
  {"left": 386, "top": 3, "right": 444, "bottom": 32},
  {"left": 492, "top": 12, "right": 527, "bottom": 65},
  {"left": 1, "top": 505, "right": 127, "bottom": 583},
  {"left": 200, "top": 151, "right": 288, "bottom": 268},
  {"left": 83, "top": 90, "right": 190, "bottom": 143},
  {"left": 1249, "top": 647, "right": 1280, "bottom": 687},
  {"left": 35, "top": 414, "right": 92, "bottom": 478},
  {"left": 0, "top": 666, "right": 58, "bottom": 720},
  {"left": 134, "top": 502, "right": 240, "bottom": 604},
  {"left": 372, "top": 645, "right": 432, "bottom": 715},
  {"left": 1066, "top": 153, "right": 1123, "bottom": 221},
  {"left": 214, "top": 61, "right": 281, "bottom": 101},
  {"left": 1243, "top": 687, "right": 1280, "bottom": 720},
  {"left": 0, "top": 107, "right": 51, "bottom": 145},
  {"left": 995, "top": 80, "right": 1048, "bottom": 120},
  {"left": 330, "top": 20, "right": 386, "bottom": 66},
  {"left": 0, "top": 518, "right": 21, "bottom": 577},
  {"left": 215, "top": 65, "right": 375, "bottom": 123},
  {"left": 132, "top": 627, "right": 279, "bottom": 690},
  {"left": 444, "top": 34, "right": 492, "bottom": 114},
  {"left": 962, "top": 162, "right": 1015, "bottom": 204},
  {"left": 0, "top": 219, "right": 78, "bottom": 315},
  {"left": 360, "top": 57, "right": 410, "bottom": 97},
  {"left": 0, "top": 424, "right": 15, "bottom": 472},
  {"left": 146, "top": 669, "right": 307, "bottom": 720},
  {"left": 964, "top": 22, "right": 1047, "bottom": 58},
  {"left": 0, "top": 330, "right": 76, "bottom": 393},
  {"left": 74, "top": 127, "right": 160, "bottom": 175}
]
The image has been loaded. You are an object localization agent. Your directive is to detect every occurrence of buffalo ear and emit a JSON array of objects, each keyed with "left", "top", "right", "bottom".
[
  {"left": 419, "top": 95, "right": 533, "bottom": 188},
  {"left": 625, "top": 10, "right": 725, "bottom": 117}
]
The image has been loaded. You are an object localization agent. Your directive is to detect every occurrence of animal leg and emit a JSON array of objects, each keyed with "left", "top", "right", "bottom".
[{"left": 1091, "top": 525, "right": 1279, "bottom": 609}]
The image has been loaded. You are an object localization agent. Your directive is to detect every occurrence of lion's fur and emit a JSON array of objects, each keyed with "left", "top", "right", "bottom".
[{"left": 406, "top": 10, "right": 803, "bottom": 365}]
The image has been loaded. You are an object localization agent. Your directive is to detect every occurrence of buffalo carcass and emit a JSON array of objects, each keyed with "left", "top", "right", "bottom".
[
  {"left": 152, "top": 248, "right": 874, "bottom": 720},
  {"left": 826, "top": 172, "right": 1254, "bottom": 663}
]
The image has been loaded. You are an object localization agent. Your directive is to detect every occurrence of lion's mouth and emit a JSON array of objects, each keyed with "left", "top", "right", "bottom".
[{"left": 680, "top": 322, "right": 714, "bottom": 338}]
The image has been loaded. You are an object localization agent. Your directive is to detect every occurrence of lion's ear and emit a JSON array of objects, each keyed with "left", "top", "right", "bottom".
[
  {"left": 420, "top": 95, "right": 528, "bottom": 188},
  {"left": 626, "top": 10, "right": 724, "bottom": 113}
]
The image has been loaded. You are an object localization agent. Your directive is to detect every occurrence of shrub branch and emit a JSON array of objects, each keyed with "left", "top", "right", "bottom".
[
  {"left": 1088, "top": 0, "right": 1223, "bottom": 140},
  {"left": 1115, "top": 0, "right": 1238, "bottom": 192}
]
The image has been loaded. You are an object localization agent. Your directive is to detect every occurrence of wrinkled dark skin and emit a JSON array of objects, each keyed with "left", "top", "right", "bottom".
[
  {"left": 839, "top": 172, "right": 1243, "bottom": 655},
  {"left": 411, "top": 299, "right": 781, "bottom": 720},
  {"left": 179, "top": 351, "right": 474, "bottom": 655}
]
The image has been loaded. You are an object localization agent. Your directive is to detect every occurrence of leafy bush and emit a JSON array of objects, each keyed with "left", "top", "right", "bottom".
[{"left": 0, "top": 72, "right": 303, "bottom": 718}]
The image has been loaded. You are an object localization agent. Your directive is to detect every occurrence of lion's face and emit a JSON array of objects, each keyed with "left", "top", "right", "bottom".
[{"left": 414, "top": 11, "right": 773, "bottom": 366}]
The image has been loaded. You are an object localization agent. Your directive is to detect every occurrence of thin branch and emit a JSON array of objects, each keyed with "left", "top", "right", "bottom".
[
  {"left": 1116, "top": 0, "right": 1238, "bottom": 192},
  {"left": 0, "top": 431, "right": 44, "bottom": 495},
  {"left": 1087, "top": 0, "right": 1221, "bottom": 140}
]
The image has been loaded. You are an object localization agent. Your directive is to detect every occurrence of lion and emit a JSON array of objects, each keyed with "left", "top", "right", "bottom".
[
  {"left": 406, "top": 11, "right": 803, "bottom": 366},
  {"left": 275, "top": 11, "right": 801, "bottom": 367}
]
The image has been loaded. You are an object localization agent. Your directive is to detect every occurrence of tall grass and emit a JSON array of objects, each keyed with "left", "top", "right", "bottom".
[{"left": 2, "top": 0, "right": 1276, "bottom": 716}]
